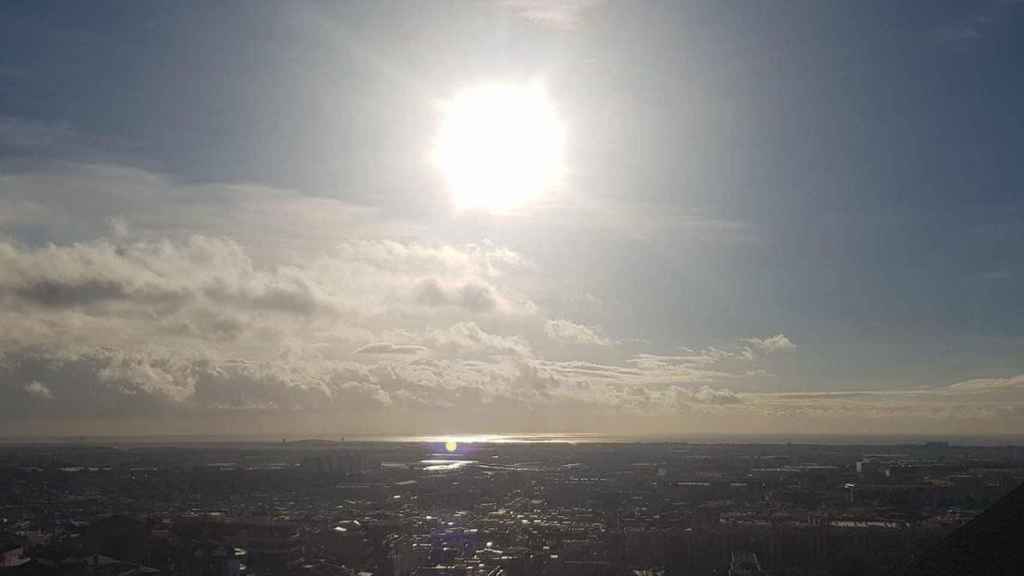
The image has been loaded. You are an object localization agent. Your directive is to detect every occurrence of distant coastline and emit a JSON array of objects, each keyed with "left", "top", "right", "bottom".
[{"left": 3, "top": 432, "right": 1024, "bottom": 448}]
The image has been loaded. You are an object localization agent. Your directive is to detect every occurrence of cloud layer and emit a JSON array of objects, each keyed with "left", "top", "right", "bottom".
[{"left": 2, "top": 162, "right": 1023, "bottom": 437}]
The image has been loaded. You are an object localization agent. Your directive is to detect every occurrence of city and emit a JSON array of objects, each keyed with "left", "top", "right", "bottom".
[{"left": 2, "top": 438, "right": 1022, "bottom": 576}]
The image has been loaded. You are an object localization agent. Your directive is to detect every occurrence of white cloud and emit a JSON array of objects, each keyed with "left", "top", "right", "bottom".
[
  {"left": 355, "top": 343, "right": 428, "bottom": 355},
  {"left": 947, "top": 374, "right": 1024, "bottom": 393},
  {"left": 24, "top": 380, "right": 54, "bottom": 400},
  {"left": 746, "top": 334, "right": 796, "bottom": 353},
  {"left": 339, "top": 380, "right": 393, "bottom": 405},
  {"left": 545, "top": 319, "right": 610, "bottom": 346},
  {"left": 690, "top": 385, "right": 743, "bottom": 405},
  {"left": 0, "top": 233, "right": 538, "bottom": 355},
  {"left": 426, "top": 322, "right": 532, "bottom": 357},
  {"left": 96, "top": 351, "right": 197, "bottom": 402},
  {"left": 7, "top": 161, "right": 1017, "bottom": 436},
  {"left": 0, "top": 173, "right": 811, "bottom": 435}
]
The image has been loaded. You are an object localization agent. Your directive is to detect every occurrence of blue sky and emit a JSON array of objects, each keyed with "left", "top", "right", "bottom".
[{"left": 1, "top": 1, "right": 1023, "bottom": 436}]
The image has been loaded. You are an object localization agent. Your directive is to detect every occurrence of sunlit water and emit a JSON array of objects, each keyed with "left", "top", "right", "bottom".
[
  {"left": 7, "top": 432, "right": 1024, "bottom": 447},
  {"left": 419, "top": 459, "right": 476, "bottom": 471}
]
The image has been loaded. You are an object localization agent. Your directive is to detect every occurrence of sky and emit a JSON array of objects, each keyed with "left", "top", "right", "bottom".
[{"left": 1, "top": 0, "right": 1023, "bottom": 438}]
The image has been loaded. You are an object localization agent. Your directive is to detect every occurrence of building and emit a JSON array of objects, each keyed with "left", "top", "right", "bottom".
[
  {"left": 728, "top": 551, "right": 764, "bottom": 576},
  {"left": 1, "top": 534, "right": 28, "bottom": 569}
]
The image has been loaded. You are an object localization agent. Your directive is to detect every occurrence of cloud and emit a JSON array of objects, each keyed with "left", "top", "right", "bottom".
[
  {"left": 0, "top": 185, "right": 811, "bottom": 436},
  {"left": 339, "top": 381, "right": 392, "bottom": 405},
  {"left": 415, "top": 278, "right": 448, "bottom": 307},
  {"left": 545, "top": 319, "right": 610, "bottom": 346},
  {"left": 458, "top": 283, "right": 498, "bottom": 313},
  {"left": 203, "top": 276, "right": 322, "bottom": 316},
  {"left": 426, "top": 322, "right": 531, "bottom": 357},
  {"left": 625, "top": 341, "right": 784, "bottom": 384},
  {"left": 4, "top": 335, "right": 1022, "bottom": 436},
  {"left": 0, "top": 232, "right": 538, "bottom": 356},
  {"left": 96, "top": 351, "right": 197, "bottom": 402},
  {"left": 355, "top": 343, "right": 428, "bottom": 355},
  {"left": 24, "top": 380, "right": 54, "bottom": 400},
  {"left": 722, "top": 373, "right": 1024, "bottom": 432},
  {"left": 414, "top": 279, "right": 499, "bottom": 313},
  {"left": 542, "top": 360, "right": 643, "bottom": 379},
  {"left": 0, "top": 236, "right": 324, "bottom": 320},
  {"left": 746, "top": 334, "right": 796, "bottom": 353},
  {"left": 5, "top": 161, "right": 1019, "bottom": 436},
  {"left": 16, "top": 279, "right": 131, "bottom": 308},
  {"left": 0, "top": 162, "right": 385, "bottom": 258},
  {"left": 947, "top": 374, "right": 1024, "bottom": 393},
  {"left": 690, "top": 385, "right": 743, "bottom": 405}
]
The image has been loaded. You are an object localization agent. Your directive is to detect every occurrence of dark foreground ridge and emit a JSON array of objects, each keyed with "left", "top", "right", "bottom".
[{"left": 905, "top": 480, "right": 1024, "bottom": 576}]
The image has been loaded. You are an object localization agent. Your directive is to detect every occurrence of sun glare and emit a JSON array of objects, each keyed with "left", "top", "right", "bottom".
[
  {"left": 445, "top": 439, "right": 459, "bottom": 453},
  {"left": 433, "top": 82, "right": 565, "bottom": 212}
]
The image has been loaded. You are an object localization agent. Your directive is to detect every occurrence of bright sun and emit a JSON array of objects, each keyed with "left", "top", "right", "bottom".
[
  {"left": 433, "top": 81, "right": 565, "bottom": 212},
  {"left": 445, "top": 439, "right": 458, "bottom": 453}
]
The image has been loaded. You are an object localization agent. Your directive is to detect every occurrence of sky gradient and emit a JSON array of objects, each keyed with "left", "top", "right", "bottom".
[{"left": 1, "top": 0, "right": 1023, "bottom": 437}]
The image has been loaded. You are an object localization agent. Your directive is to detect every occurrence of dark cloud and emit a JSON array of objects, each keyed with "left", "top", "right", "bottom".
[
  {"left": 12, "top": 279, "right": 191, "bottom": 310},
  {"left": 0, "top": 350, "right": 175, "bottom": 421},
  {"left": 457, "top": 283, "right": 497, "bottom": 312},
  {"left": 415, "top": 278, "right": 448, "bottom": 307},
  {"left": 165, "top": 308, "right": 246, "bottom": 341},
  {"left": 251, "top": 286, "right": 320, "bottom": 315},
  {"left": 0, "top": 349, "right": 401, "bottom": 432},
  {"left": 202, "top": 281, "right": 323, "bottom": 317},
  {"left": 15, "top": 279, "right": 127, "bottom": 307},
  {"left": 414, "top": 279, "right": 497, "bottom": 313}
]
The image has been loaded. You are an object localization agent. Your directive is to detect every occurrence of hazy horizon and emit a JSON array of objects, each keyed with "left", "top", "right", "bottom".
[
  {"left": 2, "top": 1, "right": 1024, "bottom": 438},
  {"left": 5, "top": 431, "right": 1024, "bottom": 450}
]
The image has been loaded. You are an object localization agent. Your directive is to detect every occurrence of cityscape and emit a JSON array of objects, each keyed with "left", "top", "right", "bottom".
[{"left": 2, "top": 438, "right": 1022, "bottom": 575}]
